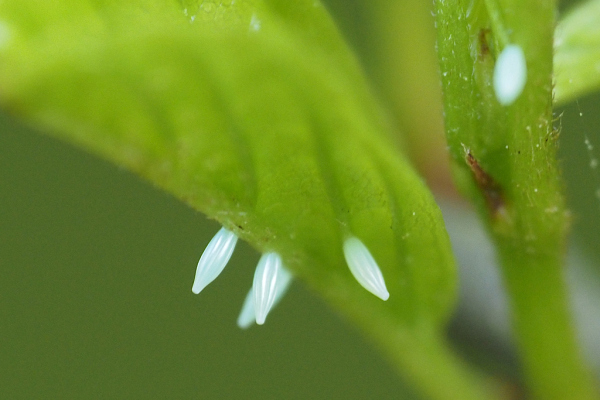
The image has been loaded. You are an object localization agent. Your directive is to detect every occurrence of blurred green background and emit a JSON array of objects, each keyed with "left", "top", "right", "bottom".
[{"left": 1, "top": 0, "right": 599, "bottom": 398}]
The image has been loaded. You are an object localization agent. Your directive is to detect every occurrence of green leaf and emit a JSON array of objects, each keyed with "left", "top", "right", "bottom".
[
  {"left": 0, "top": 1, "right": 493, "bottom": 398},
  {"left": 555, "top": 0, "right": 600, "bottom": 105},
  {"left": 434, "top": 0, "right": 597, "bottom": 399}
]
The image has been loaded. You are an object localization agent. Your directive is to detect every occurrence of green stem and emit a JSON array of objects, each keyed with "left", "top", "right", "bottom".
[
  {"left": 490, "top": 0, "right": 598, "bottom": 397},
  {"left": 497, "top": 238, "right": 597, "bottom": 400},
  {"left": 435, "top": 0, "right": 599, "bottom": 397}
]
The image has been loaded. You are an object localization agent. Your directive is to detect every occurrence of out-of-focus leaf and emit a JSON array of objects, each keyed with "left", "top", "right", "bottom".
[{"left": 555, "top": 0, "right": 600, "bottom": 105}]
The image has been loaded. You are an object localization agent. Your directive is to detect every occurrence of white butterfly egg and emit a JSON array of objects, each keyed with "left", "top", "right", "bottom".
[
  {"left": 237, "top": 261, "right": 292, "bottom": 329},
  {"left": 343, "top": 237, "right": 390, "bottom": 301},
  {"left": 192, "top": 227, "right": 238, "bottom": 294},
  {"left": 493, "top": 44, "right": 527, "bottom": 106}
]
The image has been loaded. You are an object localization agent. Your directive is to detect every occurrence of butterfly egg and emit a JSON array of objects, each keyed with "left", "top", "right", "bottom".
[
  {"left": 343, "top": 237, "right": 390, "bottom": 301},
  {"left": 192, "top": 227, "right": 238, "bottom": 294},
  {"left": 493, "top": 44, "right": 527, "bottom": 106},
  {"left": 253, "top": 252, "right": 285, "bottom": 325},
  {"left": 237, "top": 288, "right": 256, "bottom": 329},
  {"left": 237, "top": 263, "right": 292, "bottom": 329}
]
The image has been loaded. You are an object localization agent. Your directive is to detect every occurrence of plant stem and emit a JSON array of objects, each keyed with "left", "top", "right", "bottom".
[
  {"left": 435, "top": 0, "right": 599, "bottom": 397},
  {"left": 496, "top": 237, "right": 597, "bottom": 400},
  {"left": 491, "top": 0, "right": 597, "bottom": 397}
]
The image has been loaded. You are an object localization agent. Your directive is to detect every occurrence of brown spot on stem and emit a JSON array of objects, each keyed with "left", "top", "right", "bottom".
[
  {"left": 478, "top": 28, "right": 492, "bottom": 60},
  {"left": 464, "top": 147, "right": 506, "bottom": 218}
]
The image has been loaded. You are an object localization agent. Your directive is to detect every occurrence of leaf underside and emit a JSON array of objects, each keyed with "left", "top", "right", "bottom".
[{"left": 0, "top": 0, "right": 457, "bottom": 343}]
